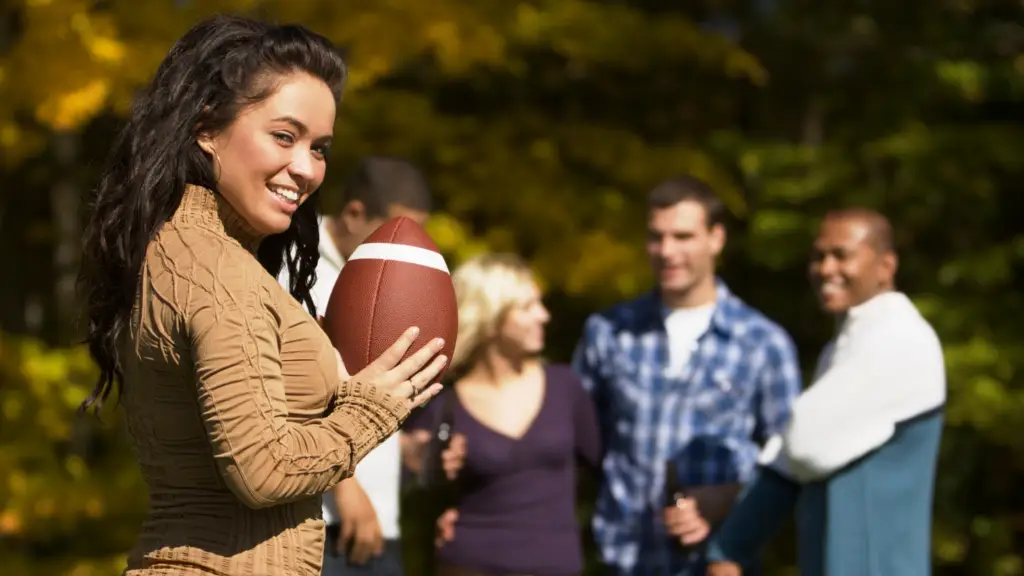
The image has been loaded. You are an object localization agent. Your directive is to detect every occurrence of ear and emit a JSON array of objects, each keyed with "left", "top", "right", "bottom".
[
  {"left": 879, "top": 251, "right": 898, "bottom": 285},
  {"left": 196, "top": 133, "right": 216, "bottom": 156},
  {"left": 708, "top": 223, "right": 727, "bottom": 257},
  {"left": 341, "top": 200, "right": 366, "bottom": 221}
]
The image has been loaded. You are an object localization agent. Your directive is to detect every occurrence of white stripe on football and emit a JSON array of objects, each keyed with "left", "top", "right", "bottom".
[{"left": 348, "top": 242, "right": 450, "bottom": 274}]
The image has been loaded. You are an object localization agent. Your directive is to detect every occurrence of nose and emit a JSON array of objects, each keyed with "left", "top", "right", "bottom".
[
  {"left": 288, "top": 148, "right": 316, "bottom": 187},
  {"left": 657, "top": 237, "right": 675, "bottom": 259},
  {"left": 817, "top": 254, "right": 840, "bottom": 277},
  {"left": 538, "top": 304, "right": 551, "bottom": 324}
]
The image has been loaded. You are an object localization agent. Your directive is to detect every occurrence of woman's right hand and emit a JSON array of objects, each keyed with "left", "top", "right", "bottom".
[
  {"left": 335, "top": 327, "right": 447, "bottom": 409},
  {"left": 434, "top": 508, "right": 458, "bottom": 548}
]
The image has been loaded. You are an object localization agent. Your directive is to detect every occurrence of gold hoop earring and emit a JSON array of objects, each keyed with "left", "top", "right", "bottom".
[{"left": 211, "top": 150, "right": 223, "bottom": 183}]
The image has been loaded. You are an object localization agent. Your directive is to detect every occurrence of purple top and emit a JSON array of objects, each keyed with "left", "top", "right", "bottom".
[{"left": 406, "top": 363, "right": 601, "bottom": 576}]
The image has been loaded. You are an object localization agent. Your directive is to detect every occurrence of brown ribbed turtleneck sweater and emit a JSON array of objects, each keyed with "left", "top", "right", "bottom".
[{"left": 120, "top": 185, "right": 410, "bottom": 575}]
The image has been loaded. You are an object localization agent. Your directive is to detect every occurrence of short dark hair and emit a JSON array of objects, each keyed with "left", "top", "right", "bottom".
[
  {"left": 823, "top": 208, "right": 895, "bottom": 254},
  {"left": 341, "top": 156, "right": 432, "bottom": 218},
  {"left": 647, "top": 175, "right": 726, "bottom": 228}
]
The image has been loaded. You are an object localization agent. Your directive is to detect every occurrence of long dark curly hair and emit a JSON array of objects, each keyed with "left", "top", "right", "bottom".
[{"left": 78, "top": 15, "right": 347, "bottom": 414}]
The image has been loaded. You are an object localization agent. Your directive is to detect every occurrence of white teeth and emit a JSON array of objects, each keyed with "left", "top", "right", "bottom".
[
  {"left": 821, "top": 283, "right": 844, "bottom": 294},
  {"left": 268, "top": 186, "right": 299, "bottom": 202}
]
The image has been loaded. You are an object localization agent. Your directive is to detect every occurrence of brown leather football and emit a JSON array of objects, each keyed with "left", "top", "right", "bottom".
[{"left": 323, "top": 216, "right": 457, "bottom": 382}]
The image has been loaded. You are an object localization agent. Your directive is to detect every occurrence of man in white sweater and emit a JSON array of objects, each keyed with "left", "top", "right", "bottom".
[{"left": 706, "top": 209, "right": 946, "bottom": 576}]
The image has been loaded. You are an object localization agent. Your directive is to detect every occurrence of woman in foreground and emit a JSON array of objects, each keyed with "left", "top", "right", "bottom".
[
  {"left": 78, "top": 15, "right": 444, "bottom": 576},
  {"left": 406, "top": 253, "right": 602, "bottom": 576}
]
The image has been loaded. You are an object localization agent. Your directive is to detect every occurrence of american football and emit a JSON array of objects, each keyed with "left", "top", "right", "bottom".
[{"left": 323, "top": 216, "right": 458, "bottom": 382}]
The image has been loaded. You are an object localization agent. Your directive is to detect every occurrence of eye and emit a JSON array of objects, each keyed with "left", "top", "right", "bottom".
[
  {"left": 273, "top": 132, "right": 295, "bottom": 145},
  {"left": 312, "top": 144, "right": 331, "bottom": 160}
]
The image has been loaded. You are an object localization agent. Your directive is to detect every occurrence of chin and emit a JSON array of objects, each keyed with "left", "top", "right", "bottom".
[
  {"left": 251, "top": 212, "right": 294, "bottom": 236},
  {"left": 520, "top": 342, "right": 545, "bottom": 358},
  {"left": 660, "top": 281, "right": 693, "bottom": 295},
  {"left": 818, "top": 297, "right": 850, "bottom": 315}
]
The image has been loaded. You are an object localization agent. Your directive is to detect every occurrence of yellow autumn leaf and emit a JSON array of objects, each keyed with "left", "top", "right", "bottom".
[
  {"left": 34, "top": 497, "right": 57, "bottom": 519},
  {"left": 0, "top": 509, "right": 22, "bottom": 536},
  {"left": 22, "top": 346, "right": 68, "bottom": 387},
  {"left": 34, "top": 78, "right": 111, "bottom": 131},
  {"left": 425, "top": 212, "right": 470, "bottom": 255},
  {"left": 0, "top": 123, "right": 20, "bottom": 149},
  {"left": 70, "top": 12, "right": 126, "bottom": 64},
  {"left": 84, "top": 497, "right": 104, "bottom": 519}
]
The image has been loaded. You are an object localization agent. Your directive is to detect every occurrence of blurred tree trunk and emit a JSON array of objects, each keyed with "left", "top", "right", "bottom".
[
  {"left": 49, "top": 130, "right": 97, "bottom": 463},
  {"left": 0, "top": 5, "right": 20, "bottom": 335},
  {"left": 0, "top": 9, "right": 7, "bottom": 270},
  {"left": 49, "top": 131, "right": 81, "bottom": 346}
]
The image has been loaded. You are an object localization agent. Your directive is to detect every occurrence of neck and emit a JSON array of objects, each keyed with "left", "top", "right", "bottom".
[
  {"left": 466, "top": 347, "right": 533, "bottom": 387},
  {"left": 660, "top": 276, "right": 717, "bottom": 309},
  {"left": 323, "top": 216, "right": 353, "bottom": 261}
]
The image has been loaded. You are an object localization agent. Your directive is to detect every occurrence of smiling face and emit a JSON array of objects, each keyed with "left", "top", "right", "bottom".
[
  {"left": 646, "top": 200, "right": 725, "bottom": 301},
  {"left": 198, "top": 71, "right": 336, "bottom": 235},
  {"left": 809, "top": 215, "right": 897, "bottom": 314}
]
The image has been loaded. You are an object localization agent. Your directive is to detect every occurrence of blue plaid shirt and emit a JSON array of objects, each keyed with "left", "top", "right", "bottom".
[{"left": 572, "top": 281, "right": 802, "bottom": 575}]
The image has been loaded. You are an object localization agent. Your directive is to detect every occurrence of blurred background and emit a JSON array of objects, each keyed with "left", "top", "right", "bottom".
[{"left": 1, "top": 0, "right": 1022, "bottom": 574}]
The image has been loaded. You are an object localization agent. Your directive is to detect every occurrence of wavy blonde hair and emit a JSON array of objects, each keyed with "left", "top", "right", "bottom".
[{"left": 449, "top": 252, "right": 539, "bottom": 373}]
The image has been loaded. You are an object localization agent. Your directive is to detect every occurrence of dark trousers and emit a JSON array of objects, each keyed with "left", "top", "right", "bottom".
[{"left": 323, "top": 524, "right": 404, "bottom": 576}]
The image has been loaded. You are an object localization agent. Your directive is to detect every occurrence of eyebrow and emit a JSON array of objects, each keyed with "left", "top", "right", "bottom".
[
  {"left": 272, "top": 115, "right": 333, "bottom": 143},
  {"left": 272, "top": 115, "right": 307, "bottom": 133}
]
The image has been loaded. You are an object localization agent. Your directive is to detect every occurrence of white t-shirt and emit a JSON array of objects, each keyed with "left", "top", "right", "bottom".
[
  {"left": 278, "top": 219, "right": 402, "bottom": 539},
  {"left": 663, "top": 302, "right": 716, "bottom": 377}
]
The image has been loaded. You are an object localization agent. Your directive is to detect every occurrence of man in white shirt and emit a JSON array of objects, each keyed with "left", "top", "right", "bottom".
[
  {"left": 279, "top": 156, "right": 438, "bottom": 575},
  {"left": 706, "top": 209, "right": 946, "bottom": 576}
]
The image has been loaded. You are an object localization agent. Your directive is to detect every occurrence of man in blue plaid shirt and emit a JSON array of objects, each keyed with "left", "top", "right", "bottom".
[{"left": 572, "top": 175, "right": 802, "bottom": 575}]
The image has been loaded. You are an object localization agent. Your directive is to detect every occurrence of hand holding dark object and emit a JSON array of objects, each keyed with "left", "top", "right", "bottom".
[
  {"left": 420, "top": 390, "right": 459, "bottom": 494},
  {"left": 421, "top": 391, "right": 463, "bottom": 550},
  {"left": 663, "top": 497, "right": 711, "bottom": 545},
  {"left": 663, "top": 460, "right": 710, "bottom": 549},
  {"left": 442, "top": 433, "right": 467, "bottom": 480}
]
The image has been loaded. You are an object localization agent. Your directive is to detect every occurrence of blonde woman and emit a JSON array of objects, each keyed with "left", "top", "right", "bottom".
[{"left": 406, "top": 253, "right": 602, "bottom": 576}]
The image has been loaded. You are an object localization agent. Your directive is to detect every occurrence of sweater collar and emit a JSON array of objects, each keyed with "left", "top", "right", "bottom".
[{"left": 173, "top": 184, "right": 264, "bottom": 253}]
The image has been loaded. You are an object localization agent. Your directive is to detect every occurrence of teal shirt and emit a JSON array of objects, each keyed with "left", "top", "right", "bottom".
[{"left": 805, "top": 409, "right": 943, "bottom": 575}]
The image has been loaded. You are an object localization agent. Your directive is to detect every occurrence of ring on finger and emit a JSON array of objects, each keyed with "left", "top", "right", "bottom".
[
  {"left": 411, "top": 373, "right": 432, "bottom": 396},
  {"left": 407, "top": 381, "right": 420, "bottom": 399}
]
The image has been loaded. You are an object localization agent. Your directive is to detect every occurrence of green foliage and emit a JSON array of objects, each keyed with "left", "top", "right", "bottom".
[
  {"left": 0, "top": 333, "right": 146, "bottom": 575},
  {"left": 2, "top": 0, "right": 1022, "bottom": 574}
]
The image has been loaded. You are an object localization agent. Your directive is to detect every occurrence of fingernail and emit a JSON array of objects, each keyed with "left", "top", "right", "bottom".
[
  {"left": 438, "top": 355, "right": 449, "bottom": 365},
  {"left": 410, "top": 327, "right": 420, "bottom": 337}
]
